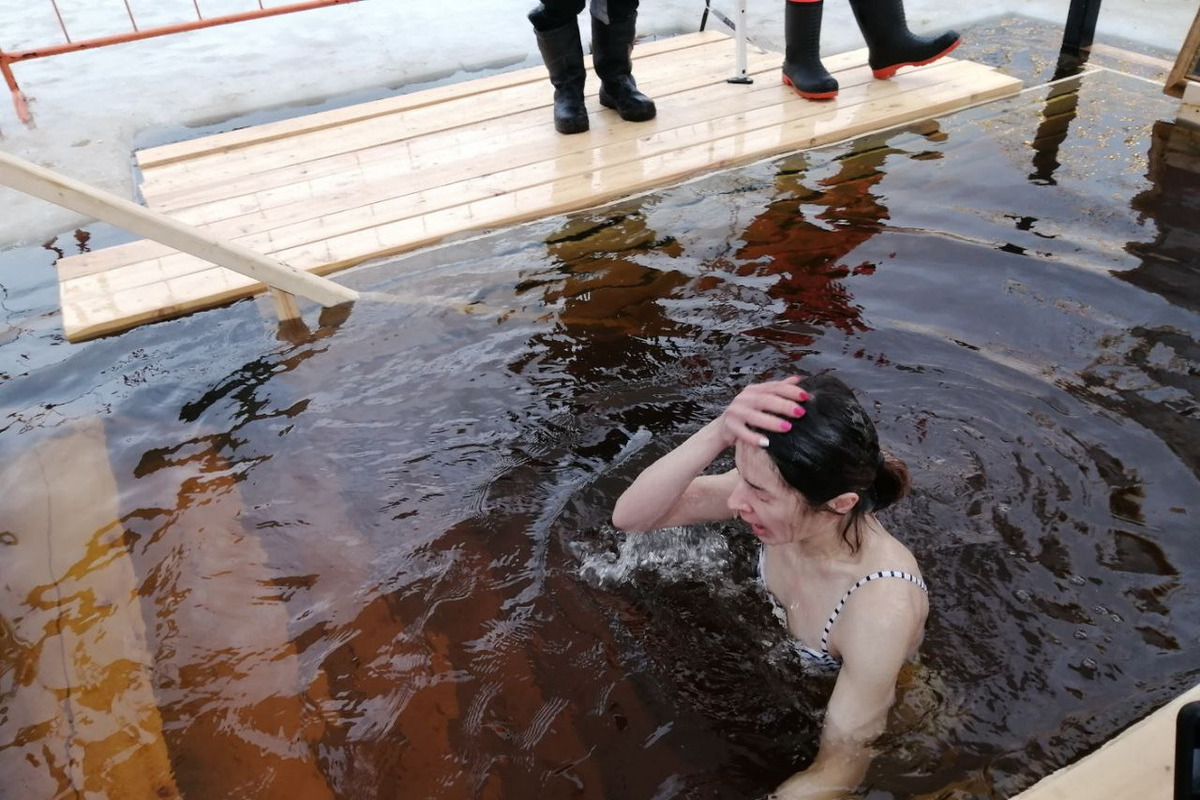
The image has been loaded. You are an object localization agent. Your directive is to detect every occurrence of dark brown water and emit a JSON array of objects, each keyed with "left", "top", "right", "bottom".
[{"left": 2, "top": 67, "right": 1199, "bottom": 800}]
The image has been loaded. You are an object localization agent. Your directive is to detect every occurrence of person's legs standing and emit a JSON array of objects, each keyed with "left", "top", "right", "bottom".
[
  {"left": 782, "top": 0, "right": 838, "bottom": 100},
  {"left": 847, "top": 0, "right": 960, "bottom": 79},
  {"left": 530, "top": 0, "right": 590, "bottom": 134},
  {"left": 591, "top": 0, "right": 656, "bottom": 122}
]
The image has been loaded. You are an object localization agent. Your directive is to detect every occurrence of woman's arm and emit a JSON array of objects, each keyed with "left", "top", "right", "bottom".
[
  {"left": 768, "top": 665, "right": 892, "bottom": 800},
  {"left": 771, "top": 583, "right": 926, "bottom": 799},
  {"left": 611, "top": 419, "right": 737, "bottom": 531},
  {"left": 611, "top": 378, "right": 808, "bottom": 532}
]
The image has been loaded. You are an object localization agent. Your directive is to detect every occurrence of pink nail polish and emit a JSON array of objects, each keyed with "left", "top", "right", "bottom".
[
  {"left": 779, "top": 420, "right": 792, "bottom": 432},
  {"left": 793, "top": 406, "right": 805, "bottom": 417}
]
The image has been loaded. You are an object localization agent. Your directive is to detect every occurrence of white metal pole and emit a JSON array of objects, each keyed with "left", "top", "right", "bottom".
[
  {"left": 727, "top": 0, "right": 752, "bottom": 84},
  {"left": 736, "top": 0, "right": 748, "bottom": 80}
]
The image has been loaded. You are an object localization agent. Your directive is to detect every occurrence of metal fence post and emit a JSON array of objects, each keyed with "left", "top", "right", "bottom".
[
  {"left": 1, "top": 47, "right": 33, "bottom": 125},
  {"left": 699, "top": 0, "right": 753, "bottom": 84},
  {"left": 1, "top": 0, "right": 365, "bottom": 126},
  {"left": 1057, "top": 0, "right": 1103, "bottom": 77}
]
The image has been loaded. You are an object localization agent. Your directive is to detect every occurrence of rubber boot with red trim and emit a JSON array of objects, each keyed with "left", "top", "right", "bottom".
[
  {"left": 530, "top": 4, "right": 590, "bottom": 134},
  {"left": 848, "top": 0, "right": 960, "bottom": 79},
  {"left": 782, "top": 0, "right": 838, "bottom": 100}
]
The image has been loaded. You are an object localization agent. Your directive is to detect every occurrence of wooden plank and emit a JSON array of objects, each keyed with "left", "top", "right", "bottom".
[
  {"left": 64, "top": 61, "right": 1017, "bottom": 306},
  {"left": 0, "top": 420, "right": 182, "bottom": 800},
  {"left": 1180, "top": 80, "right": 1200, "bottom": 130},
  {"left": 62, "top": 268, "right": 259, "bottom": 342},
  {"left": 1011, "top": 684, "right": 1200, "bottom": 800},
  {"left": 59, "top": 46, "right": 818, "bottom": 280},
  {"left": 56, "top": 34, "right": 1021, "bottom": 341},
  {"left": 135, "top": 30, "right": 733, "bottom": 169},
  {"left": 60, "top": 60, "right": 1018, "bottom": 329},
  {"left": 1164, "top": 5, "right": 1200, "bottom": 97},
  {"left": 245, "top": 63, "right": 1015, "bottom": 269},
  {"left": 56, "top": 48, "right": 930, "bottom": 281},
  {"left": 60, "top": 59, "right": 1011, "bottom": 299},
  {"left": 1088, "top": 42, "right": 1176, "bottom": 72},
  {"left": 137, "top": 37, "right": 792, "bottom": 207},
  {"left": 0, "top": 151, "right": 357, "bottom": 311},
  {"left": 139, "top": 35, "right": 755, "bottom": 191}
]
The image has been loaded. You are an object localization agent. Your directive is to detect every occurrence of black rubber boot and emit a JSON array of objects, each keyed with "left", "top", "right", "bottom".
[
  {"left": 592, "top": 13, "right": 657, "bottom": 122},
  {"left": 530, "top": 9, "right": 589, "bottom": 134},
  {"left": 782, "top": 0, "right": 838, "bottom": 100},
  {"left": 848, "top": 0, "right": 960, "bottom": 79}
]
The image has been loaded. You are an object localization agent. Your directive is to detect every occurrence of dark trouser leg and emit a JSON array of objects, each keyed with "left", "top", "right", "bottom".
[
  {"left": 782, "top": 0, "right": 838, "bottom": 100},
  {"left": 591, "top": 7, "right": 657, "bottom": 122},
  {"left": 848, "top": 0, "right": 960, "bottom": 78},
  {"left": 529, "top": 1, "right": 590, "bottom": 134}
]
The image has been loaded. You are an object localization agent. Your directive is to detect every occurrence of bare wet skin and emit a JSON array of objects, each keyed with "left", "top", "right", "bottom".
[{"left": 1, "top": 64, "right": 1198, "bottom": 800}]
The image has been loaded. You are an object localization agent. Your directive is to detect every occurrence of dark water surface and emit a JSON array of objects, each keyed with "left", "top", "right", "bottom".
[{"left": 2, "top": 67, "right": 1199, "bottom": 800}]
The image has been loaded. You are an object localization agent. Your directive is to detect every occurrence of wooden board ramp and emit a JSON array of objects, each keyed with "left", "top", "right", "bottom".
[
  {"left": 55, "top": 30, "right": 1021, "bottom": 341},
  {"left": 1010, "top": 683, "right": 1200, "bottom": 800}
]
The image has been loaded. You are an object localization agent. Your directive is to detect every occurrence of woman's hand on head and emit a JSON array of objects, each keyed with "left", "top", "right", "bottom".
[{"left": 720, "top": 376, "right": 809, "bottom": 448}]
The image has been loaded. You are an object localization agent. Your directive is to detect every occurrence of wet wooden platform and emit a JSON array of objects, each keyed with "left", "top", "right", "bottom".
[
  {"left": 55, "top": 30, "right": 1021, "bottom": 342},
  {"left": 1011, "top": 683, "right": 1200, "bottom": 800}
]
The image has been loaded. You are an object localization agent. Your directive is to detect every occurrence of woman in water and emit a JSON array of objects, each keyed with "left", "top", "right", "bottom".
[{"left": 612, "top": 373, "right": 927, "bottom": 799}]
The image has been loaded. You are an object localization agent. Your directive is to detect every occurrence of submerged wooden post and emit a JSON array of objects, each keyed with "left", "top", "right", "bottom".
[
  {"left": 0, "top": 150, "right": 358, "bottom": 316},
  {"left": 1179, "top": 81, "right": 1200, "bottom": 130},
  {"left": 269, "top": 287, "right": 304, "bottom": 322}
]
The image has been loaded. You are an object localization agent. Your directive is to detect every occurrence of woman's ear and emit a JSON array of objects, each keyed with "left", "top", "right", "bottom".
[{"left": 825, "top": 491, "right": 860, "bottom": 515}]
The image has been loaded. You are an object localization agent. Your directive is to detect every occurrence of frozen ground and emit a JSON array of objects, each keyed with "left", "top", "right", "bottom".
[{"left": 0, "top": 0, "right": 1193, "bottom": 245}]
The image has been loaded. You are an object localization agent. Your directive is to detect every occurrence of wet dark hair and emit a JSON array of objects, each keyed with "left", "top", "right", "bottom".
[{"left": 759, "top": 373, "right": 910, "bottom": 553}]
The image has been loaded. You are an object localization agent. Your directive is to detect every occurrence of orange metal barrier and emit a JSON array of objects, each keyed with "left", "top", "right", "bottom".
[{"left": 1, "top": 0, "right": 365, "bottom": 125}]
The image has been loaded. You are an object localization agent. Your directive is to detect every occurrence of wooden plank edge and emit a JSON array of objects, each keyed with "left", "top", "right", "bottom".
[
  {"left": 134, "top": 47, "right": 881, "bottom": 213},
  {"left": 1088, "top": 43, "right": 1176, "bottom": 72},
  {"left": 60, "top": 63, "right": 1020, "bottom": 312},
  {"left": 0, "top": 149, "right": 355, "bottom": 311},
  {"left": 1010, "top": 684, "right": 1200, "bottom": 800},
  {"left": 60, "top": 57, "right": 964, "bottom": 283},
  {"left": 135, "top": 30, "right": 743, "bottom": 169},
  {"left": 489, "top": 70, "right": 1024, "bottom": 237},
  {"left": 134, "top": 39, "right": 816, "bottom": 197},
  {"left": 268, "top": 66, "right": 1024, "bottom": 271},
  {"left": 131, "top": 48, "right": 810, "bottom": 215},
  {"left": 136, "top": 52, "right": 774, "bottom": 194},
  {"left": 62, "top": 273, "right": 258, "bottom": 342},
  {"left": 60, "top": 59, "right": 1010, "bottom": 287}
]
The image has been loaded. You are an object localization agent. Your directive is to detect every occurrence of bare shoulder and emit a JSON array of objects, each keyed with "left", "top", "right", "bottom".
[
  {"left": 834, "top": 535, "right": 929, "bottom": 664},
  {"left": 860, "top": 529, "right": 928, "bottom": 617},
  {"left": 868, "top": 524, "right": 924, "bottom": 578}
]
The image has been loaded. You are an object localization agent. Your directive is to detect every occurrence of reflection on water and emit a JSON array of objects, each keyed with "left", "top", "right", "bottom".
[{"left": 2, "top": 70, "right": 1199, "bottom": 800}]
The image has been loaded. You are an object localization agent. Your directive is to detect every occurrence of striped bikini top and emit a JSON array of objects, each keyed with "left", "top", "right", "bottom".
[{"left": 757, "top": 547, "right": 928, "bottom": 672}]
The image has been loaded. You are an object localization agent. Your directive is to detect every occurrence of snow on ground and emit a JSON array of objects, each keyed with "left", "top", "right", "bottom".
[{"left": 0, "top": 0, "right": 1193, "bottom": 246}]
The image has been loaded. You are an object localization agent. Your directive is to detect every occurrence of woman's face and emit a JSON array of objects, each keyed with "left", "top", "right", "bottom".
[{"left": 728, "top": 441, "right": 813, "bottom": 545}]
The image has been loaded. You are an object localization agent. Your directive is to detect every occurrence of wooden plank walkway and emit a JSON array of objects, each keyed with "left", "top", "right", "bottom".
[{"left": 55, "top": 31, "right": 1021, "bottom": 341}]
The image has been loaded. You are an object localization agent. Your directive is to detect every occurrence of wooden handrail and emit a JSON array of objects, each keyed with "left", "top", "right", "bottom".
[{"left": 0, "top": 150, "right": 358, "bottom": 316}]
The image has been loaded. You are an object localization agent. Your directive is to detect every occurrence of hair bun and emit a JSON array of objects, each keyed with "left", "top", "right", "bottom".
[{"left": 871, "top": 450, "right": 911, "bottom": 510}]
